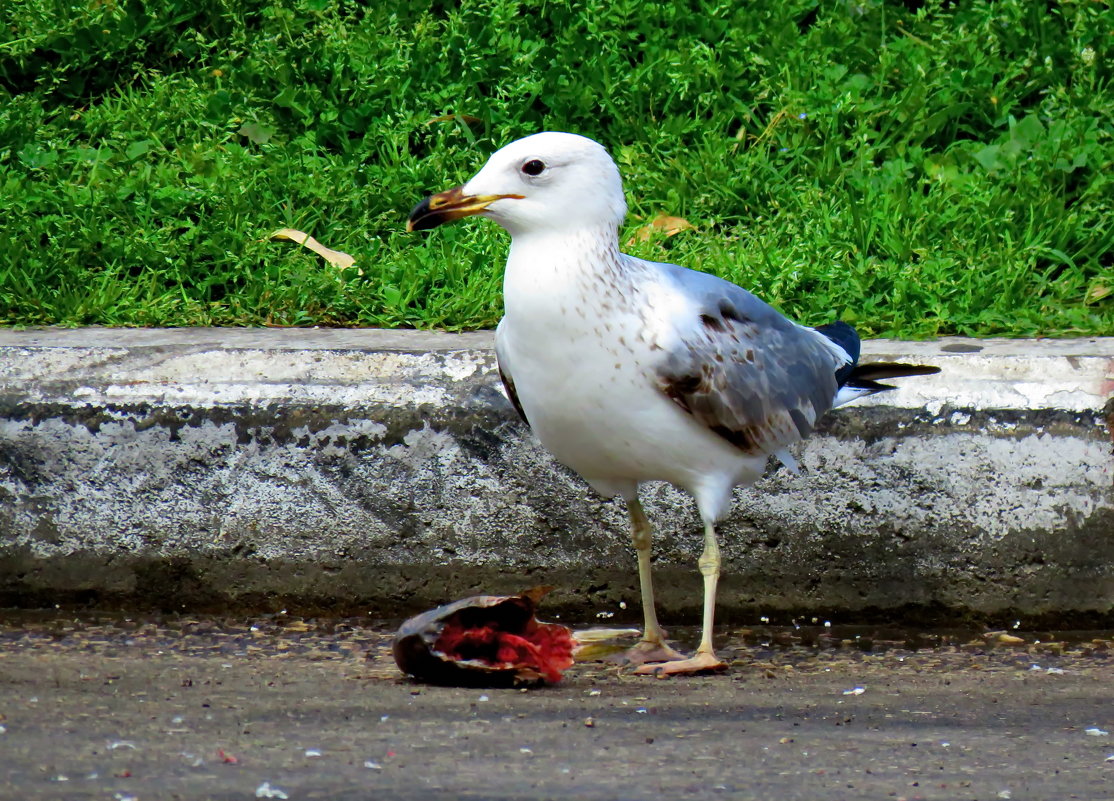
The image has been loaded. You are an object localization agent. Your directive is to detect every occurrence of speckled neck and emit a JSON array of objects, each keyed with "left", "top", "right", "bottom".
[{"left": 501, "top": 225, "right": 642, "bottom": 328}]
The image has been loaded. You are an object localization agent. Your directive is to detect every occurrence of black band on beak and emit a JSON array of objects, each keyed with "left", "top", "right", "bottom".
[
  {"left": 406, "top": 187, "right": 524, "bottom": 232},
  {"left": 407, "top": 195, "right": 441, "bottom": 231}
]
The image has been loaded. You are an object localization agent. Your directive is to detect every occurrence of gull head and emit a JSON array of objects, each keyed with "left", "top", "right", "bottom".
[{"left": 407, "top": 132, "right": 627, "bottom": 237}]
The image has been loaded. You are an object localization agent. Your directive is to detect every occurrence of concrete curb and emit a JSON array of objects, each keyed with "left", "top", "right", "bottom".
[{"left": 0, "top": 328, "right": 1111, "bottom": 625}]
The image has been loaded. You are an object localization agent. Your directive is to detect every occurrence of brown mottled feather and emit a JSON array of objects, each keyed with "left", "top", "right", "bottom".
[{"left": 654, "top": 289, "right": 844, "bottom": 457}]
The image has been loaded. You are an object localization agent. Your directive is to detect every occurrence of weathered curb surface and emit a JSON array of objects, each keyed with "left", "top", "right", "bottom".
[{"left": 0, "top": 329, "right": 1111, "bottom": 625}]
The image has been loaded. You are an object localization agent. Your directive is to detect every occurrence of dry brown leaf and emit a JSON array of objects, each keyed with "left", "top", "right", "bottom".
[
  {"left": 571, "top": 627, "right": 641, "bottom": 644},
  {"left": 269, "top": 228, "right": 357, "bottom": 270},
  {"left": 626, "top": 214, "right": 696, "bottom": 245},
  {"left": 1085, "top": 282, "right": 1110, "bottom": 304},
  {"left": 570, "top": 627, "right": 639, "bottom": 662},
  {"left": 571, "top": 641, "right": 629, "bottom": 661},
  {"left": 427, "top": 113, "right": 482, "bottom": 126}
]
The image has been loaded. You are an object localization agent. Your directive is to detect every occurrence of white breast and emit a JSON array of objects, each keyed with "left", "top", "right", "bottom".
[{"left": 496, "top": 234, "right": 766, "bottom": 519}]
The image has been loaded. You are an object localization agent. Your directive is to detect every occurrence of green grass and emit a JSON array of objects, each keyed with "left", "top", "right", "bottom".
[{"left": 0, "top": 0, "right": 1110, "bottom": 336}]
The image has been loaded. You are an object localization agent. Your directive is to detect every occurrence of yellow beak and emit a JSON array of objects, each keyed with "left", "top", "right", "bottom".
[{"left": 406, "top": 186, "right": 523, "bottom": 232}]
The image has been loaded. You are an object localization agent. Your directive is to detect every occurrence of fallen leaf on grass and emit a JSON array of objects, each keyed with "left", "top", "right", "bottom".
[
  {"left": 270, "top": 228, "right": 357, "bottom": 270},
  {"left": 626, "top": 214, "right": 696, "bottom": 245},
  {"left": 427, "top": 113, "right": 482, "bottom": 126},
  {"left": 1086, "top": 282, "right": 1110, "bottom": 304}
]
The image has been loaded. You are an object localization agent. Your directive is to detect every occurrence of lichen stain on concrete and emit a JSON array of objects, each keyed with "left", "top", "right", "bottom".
[
  {"left": 439, "top": 352, "right": 488, "bottom": 381},
  {"left": 388, "top": 425, "right": 460, "bottom": 467}
]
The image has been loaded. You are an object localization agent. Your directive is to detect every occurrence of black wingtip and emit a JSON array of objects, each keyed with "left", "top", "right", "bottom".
[
  {"left": 849, "top": 362, "right": 941, "bottom": 382},
  {"left": 840, "top": 362, "right": 940, "bottom": 392}
]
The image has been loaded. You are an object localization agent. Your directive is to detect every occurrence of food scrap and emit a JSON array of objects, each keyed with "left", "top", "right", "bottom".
[{"left": 391, "top": 589, "right": 574, "bottom": 686}]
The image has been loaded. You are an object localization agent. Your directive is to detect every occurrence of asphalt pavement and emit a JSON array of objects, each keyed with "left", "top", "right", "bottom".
[{"left": 1, "top": 613, "right": 1111, "bottom": 800}]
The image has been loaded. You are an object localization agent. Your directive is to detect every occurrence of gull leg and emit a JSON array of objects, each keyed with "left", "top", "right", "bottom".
[
  {"left": 612, "top": 497, "right": 686, "bottom": 666},
  {"left": 694, "top": 519, "right": 728, "bottom": 665},
  {"left": 634, "top": 519, "right": 727, "bottom": 675}
]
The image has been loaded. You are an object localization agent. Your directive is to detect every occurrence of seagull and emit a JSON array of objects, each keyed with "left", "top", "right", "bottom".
[{"left": 408, "top": 132, "right": 939, "bottom": 675}]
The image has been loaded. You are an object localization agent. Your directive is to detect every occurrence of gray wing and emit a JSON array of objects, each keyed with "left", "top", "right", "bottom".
[
  {"left": 494, "top": 318, "right": 529, "bottom": 426},
  {"left": 650, "top": 261, "right": 848, "bottom": 456}
]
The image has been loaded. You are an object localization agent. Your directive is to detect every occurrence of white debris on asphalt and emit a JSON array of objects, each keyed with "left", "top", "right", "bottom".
[
  {"left": 842, "top": 687, "right": 866, "bottom": 696},
  {"left": 255, "top": 782, "right": 290, "bottom": 799},
  {"left": 304, "top": 748, "right": 322, "bottom": 758},
  {"left": 364, "top": 760, "right": 383, "bottom": 770},
  {"left": 1085, "top": 727, "right": 1109, "bottom": 736}
]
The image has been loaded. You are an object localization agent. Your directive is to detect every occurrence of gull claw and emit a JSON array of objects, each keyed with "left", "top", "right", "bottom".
[
  {"left": 609, "top": 640, "right": 688, "bottom": 667},
  {"left": 632, "top": 652, "right": 728, "bottom": 676}
]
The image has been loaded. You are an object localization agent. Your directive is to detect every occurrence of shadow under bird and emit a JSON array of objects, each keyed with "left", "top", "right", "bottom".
[{"left": 408, "top": 132, "right": 939, "bottom": 675}]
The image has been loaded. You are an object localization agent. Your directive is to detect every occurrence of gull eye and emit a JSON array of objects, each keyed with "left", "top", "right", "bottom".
[{"left": 521, "top": 159, "right": 546, "bottom": 176}]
